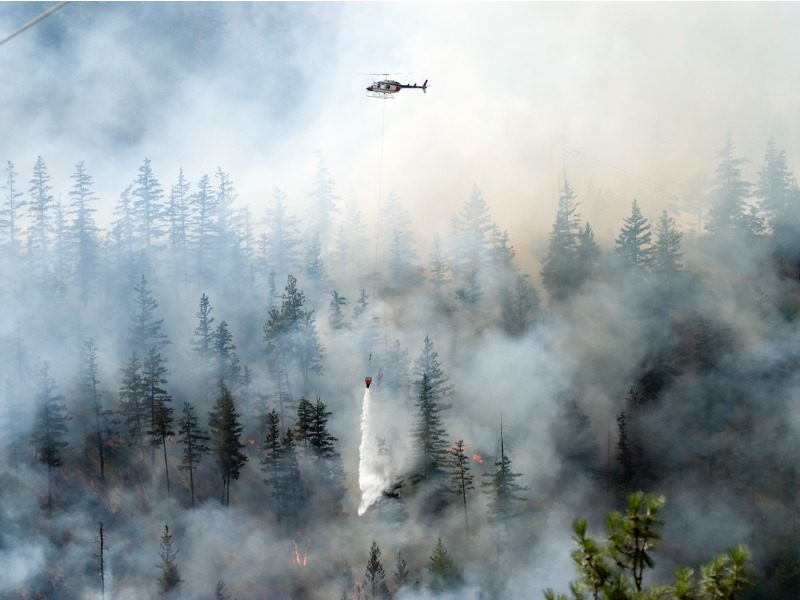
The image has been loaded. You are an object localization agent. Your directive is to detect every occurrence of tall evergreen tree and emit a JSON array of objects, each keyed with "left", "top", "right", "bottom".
[
  {"left": 756, "top": 139, "right": 798, "bottom": 229},
  {"left": 308, "top": 152, "right": 338, "bottom": 248},
  {"left": 143, "top": 346, "right": 172, "bottom": 487},
  {"left": 482, "top": 423, "right": 527, "bottom": 547},
  {"left": 177, "top": 401, "right": 210, "bottom": 506},
  {"left": 262, "top": 187, "right": 302, "bottom": 283},
  {"left": 69, "top": 161, "right": 100, "bottom": 304},
  {"left": 157, "top": 524, "right": 181, "bottom": 596},
  {"left": 412, "top": 373, "right": 450, "bottom": 489},
  {"left": 167, "top": 168, "right": 192, "bottom": 285},
  {"left": 413, "top": 336, "right": 454, "bottom": 409},
  {"left": 653, "top": 209, "right": 684, "bottom": 279},
  {"left": 428, "top": 234, "right": 449, "bottom": 289},
  {"left": 448, "top": 439, "right": 475, "bottom": 537},
  {"left": 426, "top": 538, "right": 462, "bottom": 593},
  {"left": 1, "top": 160, "right": 25, "bottom": 256},
  {"left": 541, "top": 178, "right": 582, "bottom": 302},
  {"left": 80, "top": 339, "right": 113, "bottom": 482},
  {"left": 211, "top": 321, "right": 241, "bottom": 387},
  {"left": 393, "top": 551, "right": 410, "bottom": 590},
  {"left": 329, "top": 290, "right": 348, "bottom": 330},
  {"left": 501, "top": 274, "right": 540, "bottom": 337},
  {"left": 192, "top": 293, "right": 214, "bottom": 362},
  {"left": 706, "top": 135, "right": 752, "bottom": 236},
  {"left": 209, "top": 385, "right": 248, "bottom": 506},
  {"left": 364, "top": 541, "right": 390, "bottom": 599},
  {"left": 575, "top": 222, "right": 601, "bottom": 286},
  {"left": 27, "top": 156, "right": 54, "bottom": 281},
  {"left": 192, "top": 174, "right": 217, "bottom": 282},
  {"left": 132, "top": 158, "right": 164, "bottom": 259},
  {"left": 31, "top": 363, "right": 69, "bottom": 510},
  {"left": 451, "top": 185, "right": 495, "bottom": 280},
  {"left": 380, "top": 192, "right": 419, "bottom": 283},
  {"left": 119, "top": 353, "right": 147, "bottom": 449},
  {"left": 614, "top": 199, "right": 655, "bottom": 273},
  {"left": 130, "top": 275, "right": 169, "bottom": 356}
]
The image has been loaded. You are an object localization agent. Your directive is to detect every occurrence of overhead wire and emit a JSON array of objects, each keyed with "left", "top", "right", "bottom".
[
  {"left": 373, "top": 96, "right": 386, "bottom": 297},
  {"left": 0, "top": 1, "right": 70, "bottom": 48}
]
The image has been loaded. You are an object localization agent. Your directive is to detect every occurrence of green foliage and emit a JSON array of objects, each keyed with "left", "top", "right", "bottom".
[
  {"left": 427, "top": 538, "right": 462, "bottom": 593},
  {"left": 157, "top": 524, "right": 181, "bottom": 595},
  {"left": 364, "top": 541, "right": 390, "bottom": 599},
  {"left": 209, "top": 385, "right": 248, "bottom": 506},
  {"left": 543, "top": 492, "right": 750, "bottom": 600},
  {"left": 614, "top": 199, "right": 654, "bottom": 273}
]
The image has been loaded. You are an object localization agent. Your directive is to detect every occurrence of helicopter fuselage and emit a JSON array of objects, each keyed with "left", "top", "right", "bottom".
[{"left": 366, "top": 79, "right": 427, "bottom": 95}]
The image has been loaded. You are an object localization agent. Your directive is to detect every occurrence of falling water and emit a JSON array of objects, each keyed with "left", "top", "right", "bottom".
[{"left": 357, "top": 388, "right": 390, "bottom": 516}]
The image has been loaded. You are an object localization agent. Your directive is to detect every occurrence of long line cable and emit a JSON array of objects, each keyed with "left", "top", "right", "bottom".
[
  {"left": 373, "top": 98, "right": 386, "bottom": 297},
  {"left": 0, "top": 1, "right": 70, "bottom": 48}
]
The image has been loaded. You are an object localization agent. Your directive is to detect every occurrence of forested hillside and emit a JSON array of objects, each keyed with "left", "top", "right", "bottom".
[{"left": 2, "top": 134, "right": 800, "bottom": 598}]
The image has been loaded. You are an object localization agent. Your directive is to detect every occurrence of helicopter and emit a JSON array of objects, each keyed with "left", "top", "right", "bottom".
[{"left": 366, "top": 75, "right": 428, "bottom": 98}]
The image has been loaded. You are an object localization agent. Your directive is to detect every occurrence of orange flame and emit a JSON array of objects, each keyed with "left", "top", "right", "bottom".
[
  {"left": 292, "top": 541, "right": 308, "bottom": 567},
  {"left": 472, "top": 453, "right": 484, "bottom": 464}
]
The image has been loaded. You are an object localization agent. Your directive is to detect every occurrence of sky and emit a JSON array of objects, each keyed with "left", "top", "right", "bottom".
[{"left": 2, "top": 1, "right": 800, "bottom": 273}]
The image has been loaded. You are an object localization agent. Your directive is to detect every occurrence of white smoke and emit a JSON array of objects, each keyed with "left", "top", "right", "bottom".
[{"left": 357, "top": 387, "right": 393, "bottom": 516}]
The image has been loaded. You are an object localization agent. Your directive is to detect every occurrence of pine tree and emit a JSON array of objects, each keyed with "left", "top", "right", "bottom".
[
  {"left": 428, "top": 234, "right": 449, "bottom": 289},
  {"left": 295, "top": 397, "right": 314, "bottom": 448},
  {"left": 31, "top": 363, "right": 69, "bottom": 510},
  {"left": 383, "top": 339, "right": 411, "bottom": 396},
  {"left": 451, "top": 185, "right": 495, "bottom": 280},
  {"left": 393, "top": 551, "right": 410, "bottom": 590},
  {"left": 53, "top": 198, "right": 68, "bottom": 292},
  {"left": 756, "top": 139, "right": 798, "bottom": 230},
  {"left": 209, "top": 385, "right": 248, "bottom": 506},
  {"left": 614, "top": 199, "right": 654, "bottom": 273},
  {"left": 278, "top": 427, "right": 306, "bottom": 528},
  {"left": 413, "top": 373, "right": 450, "bottom": 490},
  {"left": 119, "top": 353, "right": 147, "bottom": 448},
  {"left": 353, "top": 288, "right": 370, "bottom": 320},
  {"left": 380, "top": 192, "right": 419, "bottom": 283},
  {"left": 157, "top": 524, "right": 181, "bottom": 595},
  {"left": 426, "top": 538, "right": 462, "bottom": 593},
  {"left": 167, "top": 168, "right": 192, "bottom": 285},
  {"left": 1, "top": 160, "right": 25, "bottom": 256},
  {"left": 653, "top": 209, "right": 683, "bottom": 279},
  {"left": 262, "top": 408, "right": 283, "bottom": 515},
  {"left": 144, "top": 346, "right": 173, "bottom": 491},
  {"left": 364, "top": 541, "right": 390, "bottom": 599},
  {"left": 482, "top": 423, "right": 527, "bottom": 540},
  {"left": 501, "top": 274, "right": 539, "bottom": 337},
  {"left": 329, "top": 290, "right": 348, "bottom": 330},
  {"left": 541, "top": 178, "right": 582, "bottom": 302},
  {"left": 177, "top": 401, "right": 210, "bottom": 507},
  {"left": 617, "top": 410, "right": 634, "bottom": 496},
  {"left": 192, "top": 174, "right": 217, "bottom": 282},
  {"left": 262, "top": 187, "right": 302, "bottom": 282},
  {"left": 111, "top": 185, "right": 136, "bottom": 278},
  {"left": 130, "top": 275, "right": 169, "bottom": 356},
  {"left": 81, "top": 339, "right": 114, "bottom": 482},
  {"left": 413, "top": 336, "right": 454, "bottom": 409},
  {"left": 131, "top": 157, "right": 164, "bottom": 260},
  {"left": 308, "top": 398, "right": 338, "bottom": 458},
  {"left": 308, "top": 152, "right": 338, "bottom": 248},
  {"left": 69, "top": 161, "right": 100, "bottom": 305},
  {"left": 706, "top": 135, "right": 752, "bottom": 236},
  {"left": 28, "top": 156, "right": 55, "bottom": 281},
  {"left": 211, "top": 321, "right": 241, "bottom": 387},
  {"left": 192, "top": 293, "right": 215, "bottom": 362},
  {"left": 448, "top": 439, "right": 475, "bottom": 537},
  {"left": 576, "top": 222, "right": 601, "bottom": 286}
]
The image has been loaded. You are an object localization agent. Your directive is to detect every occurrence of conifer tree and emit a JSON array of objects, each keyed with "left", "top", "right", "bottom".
[
  {"left": 177, "top": 401, "right": 210, "bottom": 506},
  {"left": 706, "top": 135, "right": 752, "bottom": 236},
  {"left": 448, "top": 439, "right": 474, "bottom": 537},
  {"left": 69, "top": 161, "right": 100, "bottom": 305},
  {"left": 308, "top": 152, "right": 338, "bottom": 248},
  {"left": 1, "top": 160, "right": 25, "bottom": 255},
  {"left": 575, "top": 222, "right": 601, "bottom": 286},
  {"left": 262, "top": 408, "right": 283, "bottom": 515},
  {"left": 542, "top": 178, "right": 582, "bottom": 302},
  {"left": 353, "top": 288, "right": 370, "bottom": 320},
  {"left": 132, "top": 157, "right": 164, "bottom": 258},
  {"left": 144, "top": 346, "right": 173, "bottom": 491},
  {"left": 157, "top": 524, "right": 181, "bottom": 596},
  {"left": 501, "top": 274, "right": 539, "bottom": 337},
  {"left": 412, "top": 373, "right": 450, "bottom": 492},
  {"left": 211, "top": 321, "right": 241, "bottom": 386},
  {"left": 295, "top": 398, "right": 314, "bottom": 448},
  {"left": 383, "top": 339, "right": 411, "bottom": 396},
  {"left": 451, "top": 185, "right": 495, "bottom": 279},
  {"left": 192, "top": 174, "right": 218, "bottom": 281},
  {"left": 28, "top": 156, "right": 55, "bottom": 281},
  {"left": 426, "top": 538, "right": 462, "bottom": 593},
  {"left": 209, "top": 385, "right": 248, "bottom": 506},
  {"left": 329, "top": 290, "right": 348, "bottom": 330},
  {"left": 31, "top": 363, "right": 69, "bottom": 510},
  {"left": 262, "top": 187, "right": 302, "bottom": 282},
  {"left": 130, "top": 275, "right": 169, "bottom": 356},
  {"left": 428, "top": 234, "right": 449, "bottom": 289},
  {"left": 482, "top": 424, "right": 527, "bottom": 541},
  {"left": 192, "top": 293, "right": 214, "bottom": 362},
  {"left": 393, "top": 551, "right": 410, "bottom": 590},
  {"left": 215, "top": 580, "right": 232, "bottom": 600},
  {"left": 614, "top": 199, "right": 654, "bottom": 273},
  {"left": 756, "top": 138, "right": 795, "bottom": 229},
  {"left": 653, "top": 209, "right": 683, "bottom": 279},
  {"left": 381, "top": 192, "right": 419, "bottom": 282},
  {"left": 81, "top": 339, "right": 114, "bottom": 482},
  {"left": 119, "top": 353, "right": 147, "bottom": 448},
  {"left": 413, "top": 336, "right": 454, "bottom": 409},
  {"left": 364, "top": 541, "right": 390, "bottom": 599},
  {"left": 167, "top": 168, "right": 191, "bottom": 285}
]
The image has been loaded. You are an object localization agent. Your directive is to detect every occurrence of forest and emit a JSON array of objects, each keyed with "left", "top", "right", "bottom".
[{"left": 1, "top": 132, "right": 799, "bottom": 599}]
